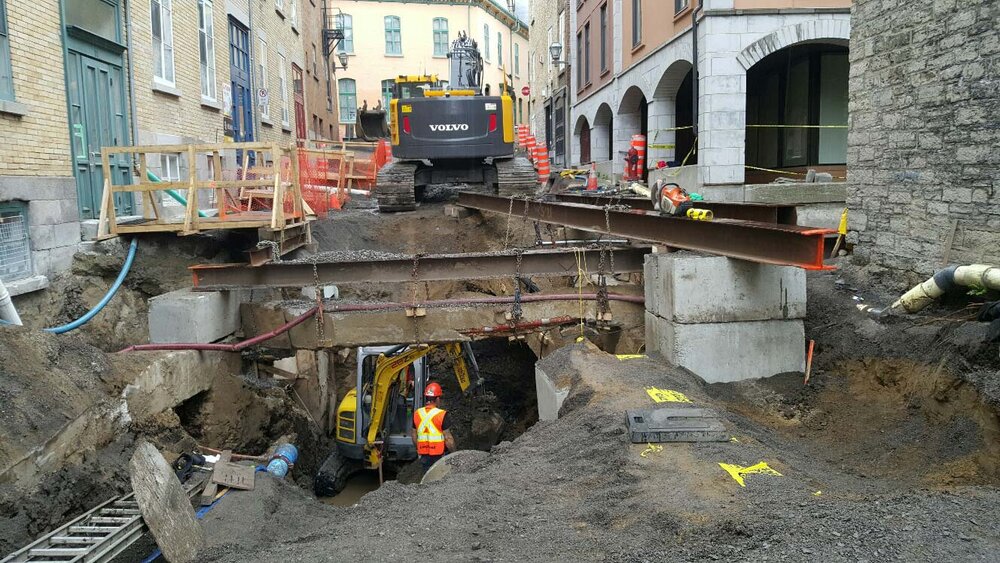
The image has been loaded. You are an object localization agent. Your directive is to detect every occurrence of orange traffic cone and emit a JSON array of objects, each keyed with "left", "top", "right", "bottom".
[{"left": 586, "top": 163, "right": 598, "bottom": 191}]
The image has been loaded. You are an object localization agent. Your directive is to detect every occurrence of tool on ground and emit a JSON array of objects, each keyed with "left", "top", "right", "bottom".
[
  {"left": 803, "top": 339, "right": 816, "bottom": 385},
  {"left": 171, "top": 452, "right": 207, "bottom": 483},
  {"left": 626, "top": 407, "right": 729, "bottom": 442},
  {"left": 314, "top": 342, "right": 481, "bottom": 497}
]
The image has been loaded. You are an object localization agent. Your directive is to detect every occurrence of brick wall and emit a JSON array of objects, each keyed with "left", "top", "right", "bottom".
[
  {"left": 847, "top": 0, "right": 1000, "bottom": 278},
  {"left": 0, "top": 0, "right": 72, "bottom": 177},
  {"left": 254, "top": 0, "right": 305, "bottom": 144},
  {"left": 300, "top": 0, "right": 338, "bottom": 140}
]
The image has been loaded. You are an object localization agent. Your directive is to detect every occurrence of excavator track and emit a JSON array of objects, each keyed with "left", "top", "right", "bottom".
[
  {"left": 495, "top": 156, "right": 539, "bottom": 198},
  {"left": 376, "top": 161, "right": 419, "bottom": 212}
]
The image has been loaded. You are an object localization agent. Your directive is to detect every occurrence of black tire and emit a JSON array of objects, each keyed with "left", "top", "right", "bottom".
[{"left": 314, "top": 444, "right": 362, "bottom": 497}]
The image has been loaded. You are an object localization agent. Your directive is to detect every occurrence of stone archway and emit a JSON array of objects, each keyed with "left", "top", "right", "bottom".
[
  {"left": 649, "top": 59, "right": 694, "bottom": 169},
  {"left": 616, "top": 86, "right": 647, "bottom": 177},
  {"left": 573, "top": 115, "right": 592, "bottom": 164},
  {"left": 737, "top": 20, "right": 850, "bottom": 71},
  {"left": 592, "top": 103, "right": 614, "bottom": 164}
]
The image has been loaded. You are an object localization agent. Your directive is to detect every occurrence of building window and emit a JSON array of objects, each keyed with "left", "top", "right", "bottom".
[
  {"left": 275, "top": 0, "right": 283, "bottom": 11},
  {"left": 381, "top": 79, "right": 394, "bottom": 112},
  {"left": 336, "top": 13, "right": 353, "bottom": 53},
  {"left": 159, "top": 154, "right": 181, "bottom": 182},
  {"left": 483, "top": 24, "right": 490, "bottom": 61},
  {"left": 198, "top": 0, "right": 216, "bottom": 100},
  {"left": 289, "top": 0, "right": 297, "bottom": 28},
  {"left": 339, "top": 78, "right": 356, "bottom": 123},
  {"left": 0, "top": 201, "right": 31, "bottom": 283},
  {"left": 258, "top": 37, "right": 269, "bottom": 119},
  {"left": 0, "top": 0, "right": 13, "bottom": 101},
  {"left": 576, "top": 31, "right": 582, "bottom": 90},
  {"left": 497, "top": 32, "right": 503, "bottom": 67},
  {"left": 599, "top": 3, "right": 607, "bottom": 72},
  {"left": 514, "top": 43, "right": 519, "bottom": 77},
  {"left": 631, "top": 0, "right": 641, "bottom": 47},
  {"left": 311, "top": 43, "right": 317, "bottom": 76},
  {"left": 384, "top": 16, "right": 401, "bottom": 55},
  {"left": 584, "top": 22, "right": 591, "bottom": 84},
  {"left": 675, "top": 0, "right": 690, "bottom": 14},
  {"left": 278, "top": 53, "right": 289, "bottom": 125},
  {"left": 433, "top": 18, "right": 448, "bottom": 57},
  {"left": 151, "top": 0, "right": 175, "bottom": 84}
]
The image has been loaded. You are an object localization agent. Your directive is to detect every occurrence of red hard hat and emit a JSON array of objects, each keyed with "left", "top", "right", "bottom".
[{"left": 424, "top": 382, "right": 444, "bottom": 398}]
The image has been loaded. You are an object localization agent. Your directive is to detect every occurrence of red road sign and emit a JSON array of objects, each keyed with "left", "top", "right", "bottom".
[{"left": 521, "top": 86, "right": 530, "bottom": 96}]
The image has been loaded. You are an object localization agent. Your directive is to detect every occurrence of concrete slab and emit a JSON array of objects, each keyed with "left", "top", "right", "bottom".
[
  {"left": 644, "top": 253, "right": 806, "bottom": 323},
  {"left": 444, "top": 204, "right": 472, "bottom": 218},
  {"left": 647, "top": 314, "right": 805, "bottom": 383},
  {"left": 149, "top": 288, "right": 242, "bottom": 344},
  {"left": 535, "top": 364, "right": 571, "bottom": 421}
]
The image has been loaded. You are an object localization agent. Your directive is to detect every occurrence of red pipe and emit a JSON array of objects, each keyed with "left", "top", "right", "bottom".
[{"left": 119, "top": 306, "right": 320, "bottom": 353}]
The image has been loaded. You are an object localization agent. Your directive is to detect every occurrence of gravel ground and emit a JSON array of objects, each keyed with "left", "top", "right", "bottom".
[{"left": 199, "top": 338, "right": 1000, "bottom": 562}]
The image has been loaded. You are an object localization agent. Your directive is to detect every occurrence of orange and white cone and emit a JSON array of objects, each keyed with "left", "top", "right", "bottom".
[{"left": 586, "top": 163, "right": 598, "bottom": 191}]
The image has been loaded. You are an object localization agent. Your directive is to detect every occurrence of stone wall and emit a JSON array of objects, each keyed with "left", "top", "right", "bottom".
[{"left": 847, "top": 0, "right": 1000, "bottom": 277}]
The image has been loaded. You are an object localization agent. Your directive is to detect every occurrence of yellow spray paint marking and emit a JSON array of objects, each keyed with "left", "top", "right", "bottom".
[
  {"left": 718, "top": 462, "right": 783, "bottom": 487},
  {"left": 813, "top": 490, "right": 823, "bottom": 496},
  {"left": 616, "top": 354, "right": 646, "bottom": 361},
  {"left": 640, "top": 443, "right": 663, "bottom": 458},
  {"left": 729, "top": 437, "right": 740, "bottom": 443},
  {"left": 645, "top": 387, "right": 692, "bottom": 404}
]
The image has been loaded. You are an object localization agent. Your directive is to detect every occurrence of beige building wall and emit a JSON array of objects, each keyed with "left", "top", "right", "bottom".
[
  {"left": 129, "top": 0, "right": 232, "bottom": 146},
  {"left": 331, "top": 0, "right": 528, "bottom": 139},
  {"left": 253, "top": 0, "right": 305, "bottom": 144},
  {"left": 0, "top": 0, "right": 71, "bottom": 177},
  {"left": 301, "top": 0, "right": 339, "bottom": 140}
]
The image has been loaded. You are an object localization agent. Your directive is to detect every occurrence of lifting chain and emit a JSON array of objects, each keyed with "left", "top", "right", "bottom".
[
  {"left": 311, "top": 255, "right": 327, "bottom": 345},
  {"left": 511, "top": 248, "right": 524, "bottom": 324},
  {"left": 502, "top": 196, "right": 515, "bottom": 250},
  {"left": 596, "top": 246, "right": 611, "bottom": 318},
  {"left": 533, "top": 221, "right": 544, "bottom": 247},
  {"left": 410, "top": 254, "right": 422, "bottom": 303},
  {"left": 256, "top": 240, "right": 281, "bottom": 263}
]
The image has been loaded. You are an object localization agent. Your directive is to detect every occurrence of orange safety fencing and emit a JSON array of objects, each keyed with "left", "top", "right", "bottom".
[{"left": 302, "top": 140, "right": 392, "bottom": 214}]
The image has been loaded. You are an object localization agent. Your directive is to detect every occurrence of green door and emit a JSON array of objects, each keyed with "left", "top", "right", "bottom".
[{"left": 66, "top": 50, "right": 132, "bottom": 219}]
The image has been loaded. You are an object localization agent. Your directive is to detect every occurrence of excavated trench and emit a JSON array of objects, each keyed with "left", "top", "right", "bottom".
[{"left": 323, "top": 339, "right": 540, "bottom": 506}]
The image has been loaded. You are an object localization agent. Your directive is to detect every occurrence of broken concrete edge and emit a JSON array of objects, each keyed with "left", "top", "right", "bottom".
[
  {"left": 148, "top": 288, "right": 245, "bottom": 344},
  {"left": 122, "top": 350, "right": 241, "bottom": 424},
  {"left": 744, "top": 181, "right": 847, "bottom": 204}
]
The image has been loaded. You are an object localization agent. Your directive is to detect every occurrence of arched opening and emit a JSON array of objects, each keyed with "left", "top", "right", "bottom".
[
  {"left": 649, "top": 60, "right": 696, "bottom": 171},
  {"left": 593, "top": 103, "right": 614, "bottom": 165},
  {"left": 745, "top": 42, "right": 849, "bottom": 183},
  {"left": 617, "top": 86, "right": 648, "bottom": 179},
  {"left": 574, "top": 115, "right": 592, "bottom": 164}
]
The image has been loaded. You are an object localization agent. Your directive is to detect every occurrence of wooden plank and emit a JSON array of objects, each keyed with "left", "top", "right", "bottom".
[
  {"left": 200, "top": 450, "right": 231, "bottom": 506},
  {"left": 213, "top": 150, "right": 224, "bottom": 218},
  {"left": 114, "top": 180, "right": 192, "bottom": 191},
  {"left": 184, "top": 145, "right": 198, "bottom": 233},
  {"left": 210, "top": 461, "right": 256, "bottom": 490},
  {"left": 100, "top": 151, "right": 119, "bottom": 236},
  {"left": 96, "top": 177, "right": 113, "bottom": 239},
  {"left": 130, "top": 440, "right": 205, "bottom": 563},
  {"left": 289, "top": 142, "right": 303, "bottom": 218}
]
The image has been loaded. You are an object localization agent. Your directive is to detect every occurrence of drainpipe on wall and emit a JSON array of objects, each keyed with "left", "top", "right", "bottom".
[
  {"left": 691, "top": 0, "right": 703, "bottom": 139},
  {"left": 124, "top": 0, "right": 140, "bottom": 213},
  {"left": 249, "top": 3, "right": 260, "bottom": 143}
]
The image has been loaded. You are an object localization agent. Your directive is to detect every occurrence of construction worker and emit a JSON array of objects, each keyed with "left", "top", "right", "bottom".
[{"left": 411, "top": 382, "right": 456, "bottom": 472}]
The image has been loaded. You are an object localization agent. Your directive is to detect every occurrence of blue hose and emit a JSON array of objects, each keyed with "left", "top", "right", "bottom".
[{"left": 44, "top": 238, "right": 138, "bottom": 334}]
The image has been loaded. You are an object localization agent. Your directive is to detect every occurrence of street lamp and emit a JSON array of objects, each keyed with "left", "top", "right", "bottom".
[
  {"left": 335, "top": 51, "right": 349, "bottom": 71},
  {"left": 549, "top": 42, "right": 568, "bottom": 67}
]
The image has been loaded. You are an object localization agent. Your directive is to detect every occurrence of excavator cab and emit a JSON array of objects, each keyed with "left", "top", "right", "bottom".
[{"left": 315, "top": 342, "right": 480, "bottom": 497}]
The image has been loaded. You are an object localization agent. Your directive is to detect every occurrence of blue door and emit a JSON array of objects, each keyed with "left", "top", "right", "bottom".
[{"left": 229, "top": 17, "right": 253, "bottom": 143}]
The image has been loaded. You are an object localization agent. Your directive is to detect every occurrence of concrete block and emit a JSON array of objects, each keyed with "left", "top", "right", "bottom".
[
  {"left": 28, "top": 224, "right": 55, "bottom": 250},
  {"left": 28, "top": 200, "right": 65, "bottom": 226},
  {"left": 5, "top": 275, "right": 49, "bottom": 296},
  {"left": 48, "top": 244, "right": 77, "bottom": 273},
  {"left": 647, "top": 314, "right": 805, "bottom": 383},
  {"left": 535, "top": 364, "right": 570, "bottom": 421},
  {"left": 444, "top": 204, "right": 472, "bottom": 218},
  {"left": 53, "top": 221, "right": 82, "bottom": 247},
  {"left": 80, "top": 219, "right": 99, "bottom": 241},
  {"left": 149, "top": 289, "right": 243, "bottom": 344},
  {"left": 645, "top": 253, "right": 806, "bottom": 323},
  {"left": 30, "top": 249, "right": 51, "bottom": 277}
]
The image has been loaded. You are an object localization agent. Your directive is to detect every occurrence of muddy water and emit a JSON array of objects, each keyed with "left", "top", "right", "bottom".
[{"left": 322, "top": 472, "right": 382, "bottom": 507}]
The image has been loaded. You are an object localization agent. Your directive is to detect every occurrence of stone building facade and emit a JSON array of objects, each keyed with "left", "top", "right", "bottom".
[
  {"left": 527, "top": 0, "right": 570, "bottom": 167},
  {"left": 847, "top": 0, "right": 1000, "bottom": 277},
  {"left": 301, "top": 0, "right": 339, "bottom": 141}
]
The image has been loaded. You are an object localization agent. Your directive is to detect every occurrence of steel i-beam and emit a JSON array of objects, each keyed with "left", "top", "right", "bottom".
[
  {"left": 190, "top": 246, "right": 650, "bottom": 290},
  {"left": 458, "top": 193, "right": 833, "bottom": 270},
  {"left": 551, "top": 193, "right": 799, "bottom": 225}
]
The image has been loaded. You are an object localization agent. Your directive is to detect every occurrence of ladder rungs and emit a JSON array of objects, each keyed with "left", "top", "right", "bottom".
[
  {"left": 68, "top": 525, "right": 119, "bottom": 533},
  {"left": 50, "top": 535, "right": 103, "bottom": 544},
  {"left": 99, "top": 508, "right": 140, "bottom": 516},
  {"left": 29, "top": 547, "right": 90, "bottom": 556},
  {"left": 90, "top": 517, "right": 133, "bottom": 524},
  {"left": 112, "top": 500, "right": 138, "bottom": 507}
]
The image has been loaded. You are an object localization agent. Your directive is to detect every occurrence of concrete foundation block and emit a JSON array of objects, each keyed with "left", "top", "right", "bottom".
[
  {"left": 444, "top": 204, "right": 471, "bottom": 218},
  {"left": 647, "top": 313, "right": 805, "bottom": 383},
  {"left": 644, "top": 253, "right": 806, "bottom": 323},
  {"left": 535, "top": 364, "right": 570, "bottom": 421},
  {"left": 149, "top": 288, "right": 242, "bottom": 344}
]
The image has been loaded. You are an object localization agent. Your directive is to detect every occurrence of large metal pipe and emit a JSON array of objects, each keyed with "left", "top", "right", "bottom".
[{"left": 862, "top": 265, "right": 1000, "bottom": 318}]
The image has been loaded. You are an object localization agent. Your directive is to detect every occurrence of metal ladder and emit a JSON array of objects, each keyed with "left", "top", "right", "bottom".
[{"left": 1, "top": 492, "right": 146, "bottom": 563}]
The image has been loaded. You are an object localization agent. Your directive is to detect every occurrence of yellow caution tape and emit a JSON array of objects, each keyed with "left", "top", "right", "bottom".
[
  {"left": 640, "top": 443, "right": 663, "bottom": 458},
  {"left": 837, "top": 208, "right": 848, "bottom": 235},
  {"left": 616, "top": 354, "right": 646, "bottom": 360},
  {"left": 744, "top": 165, "right": 846, "bottom": 180},
  {"left": 645, "top": 387, "right": 693, "bottom": 403},
  {"left": 651, "top": 125, "right": 695, "bottom": 133},
  {"left": 746, "top": 124, "right": 847, "bottom": 129},
  {"left": 718, "top": 461, "right": 783, "bottom": 487},
  {"left": 647, "top": 144, "right": 676, "bottom": 149}
]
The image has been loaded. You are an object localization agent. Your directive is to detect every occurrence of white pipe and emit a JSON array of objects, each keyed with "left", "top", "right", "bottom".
[
  {"left": 890, "top": 264, "right": 1000, "bottom": 314},
  {"left": 0, "top": 278, "right": 23, "bottom": 326}
]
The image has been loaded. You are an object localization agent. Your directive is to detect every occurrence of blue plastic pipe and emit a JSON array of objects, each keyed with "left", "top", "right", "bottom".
[{"left": 44, "top": 238, "right": 138, "bottom": 334}]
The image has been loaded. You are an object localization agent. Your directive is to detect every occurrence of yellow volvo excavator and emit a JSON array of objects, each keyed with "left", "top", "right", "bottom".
[{"left": 314, "top": 342, "right": 480, "bottom": 496}]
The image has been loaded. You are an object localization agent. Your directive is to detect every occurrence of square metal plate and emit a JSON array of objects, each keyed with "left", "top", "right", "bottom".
[{"left": 626, "top": 407, "right": 730, "bottom": 443}]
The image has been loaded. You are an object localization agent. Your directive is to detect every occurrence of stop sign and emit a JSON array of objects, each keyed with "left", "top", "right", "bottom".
[{"left": 521, "top": 86, "right": 530, "bottom": 97}]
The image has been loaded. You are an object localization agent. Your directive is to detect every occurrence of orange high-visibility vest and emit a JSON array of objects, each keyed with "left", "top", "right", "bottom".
[{"left": 413, "top": 406, "right": 446, "bottom": 455}]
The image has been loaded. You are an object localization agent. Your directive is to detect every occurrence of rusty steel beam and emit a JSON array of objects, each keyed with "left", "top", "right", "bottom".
[
  {"left": 458, "top": 192, "right": 833, "bottom": 270},
  {"left": 551, "top": 193, "right": 798, "bottom": 225},
  {"left": 191, "top": 246, "right": 650, "bottom": 290}
]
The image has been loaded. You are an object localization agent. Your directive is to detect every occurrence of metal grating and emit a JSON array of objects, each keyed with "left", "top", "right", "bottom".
[{"left": 0, "top": 213, "right": 32, "bottom": 283}]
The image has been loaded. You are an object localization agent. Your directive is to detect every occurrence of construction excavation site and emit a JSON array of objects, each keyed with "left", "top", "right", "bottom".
[{"left": 1, "top": 167, "right": 999, "bottom": 561}]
